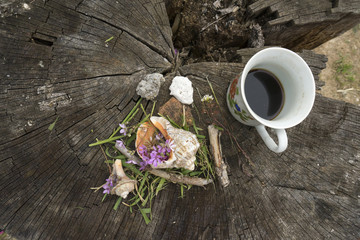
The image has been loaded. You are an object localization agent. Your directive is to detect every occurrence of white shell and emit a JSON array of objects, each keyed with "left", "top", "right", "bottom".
[
  {"left": 150, "top": 116, "right": 200, "bottom": 170},
  {"left": 169, "top": 76, "right": 194, "bottom": 105},
  {"left": 110, "top": 159, "right": 136, "bottom": 199}
]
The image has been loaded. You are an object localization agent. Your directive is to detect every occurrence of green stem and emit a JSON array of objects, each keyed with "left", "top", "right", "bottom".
[
  {"left": 89, "top": 136, "right": 124, "bottom": 147},
  {"left": 109, "top": 98, "right": 142, "bottom": 139}
]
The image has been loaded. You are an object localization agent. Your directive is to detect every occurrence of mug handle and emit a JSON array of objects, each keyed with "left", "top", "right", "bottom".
[{"left": 255, "top": 125, "right": 288, "bottom": 153}]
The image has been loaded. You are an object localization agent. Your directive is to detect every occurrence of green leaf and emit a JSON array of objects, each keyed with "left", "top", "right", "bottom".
[
  {"left": 155, "top": 178, "right": 166, "bottom": 195},
  {"left": 48, "top": 116, "right": 59, "bottom": 131},
  {"left": 138, "top": 171, "right": 149, "bottom": 192},
  {"left": 180, "top": 184, "right": 184, "bottom": 198},
  {"left": 139, "top": 208, "right": 151, "bottom": 224},
  {"left": 126, "top": 133, "right": 136, "bottom": 146},
  {"left": 213, "top": 125, "right": 224, "bottom": 131},
  {"left": 105, "top": 36, "right": 114, "bottom": 42},
  {"left": 189, "top": 171, "right": 202, "bottom": 176},
  {"left": 192, "top": 120, "right": 199, "bottom": 135},
  {"left": 151, "top": 101, "right": 156, "bottom": 116},
  {"left": 129, "top": 196, "right": 142, "bottom": 207},
  {"left": 102, "top": 194, "right": 107, "bottom": 202},
  {"left": 159, "top": 114, "right": 181, "bottom": 128},
  {"left": 181, "top": 169, "right": 192, "bottom": 175},
  {"left": 141, "top": 208, "right": 151, "bottom": 214},
  {"left": 105, "top": 147, "right": 126, "bottom": 159},
  {"left": 110, "top": 98, "right": 142, "bottom": 138},
  {"left": 89, "top": 135, "right": 124, "bottom": 147},
  {"left": 122, "top": 160, "right": 143, "bottom": 176},
  {"left": 141, "top": 194, "right": 150, "bottom": 207},
  {"left": 113, "top": 197, "right": 123, "bottom": 210},
  {"left": 207, "top": 78, "right": 220, "bottom": 106},
  {"left": 140, "top": 103, "right": 147, "bottom": 115}
]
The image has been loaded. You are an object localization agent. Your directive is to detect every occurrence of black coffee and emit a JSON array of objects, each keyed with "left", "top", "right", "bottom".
[{"left": 244, "top": 69, "right": 284, "bottom": 120}]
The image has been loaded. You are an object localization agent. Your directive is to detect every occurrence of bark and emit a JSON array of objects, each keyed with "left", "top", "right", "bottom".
[{"left": 208, "top": 124, "right": 230, "bottom": 187}]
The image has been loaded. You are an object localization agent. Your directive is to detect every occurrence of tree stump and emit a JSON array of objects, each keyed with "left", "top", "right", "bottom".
[{"left": 0, "top": 0, "right": 359, "bottom": 239}]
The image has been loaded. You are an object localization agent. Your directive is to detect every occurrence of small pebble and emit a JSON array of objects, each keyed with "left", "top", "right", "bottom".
[{"left": 136, "top": 73, "right": 165, "bottom": 100}]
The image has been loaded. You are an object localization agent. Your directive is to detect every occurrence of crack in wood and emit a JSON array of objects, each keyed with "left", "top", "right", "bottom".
[
  {"left": 31, "top": 37, "right": 54, "bottom": 47},
  {"left": 76, "top": 11, "right": 172, "bottom": 63}
]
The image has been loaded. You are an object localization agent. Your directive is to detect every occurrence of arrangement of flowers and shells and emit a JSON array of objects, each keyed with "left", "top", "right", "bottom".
[{"left": 89, "top": 74, "right": 225, "bottom": 224}]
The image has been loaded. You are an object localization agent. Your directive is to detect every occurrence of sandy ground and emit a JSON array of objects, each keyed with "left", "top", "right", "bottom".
[{"left": 314, "top": 24, "right": 360, "bottom": 106}]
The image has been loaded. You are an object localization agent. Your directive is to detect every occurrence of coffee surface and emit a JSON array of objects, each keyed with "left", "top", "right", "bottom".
[{"left": 244, "top": 69, "right": 284, "bottom": 120}]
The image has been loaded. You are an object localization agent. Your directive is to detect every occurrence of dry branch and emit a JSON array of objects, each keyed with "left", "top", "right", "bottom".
[
  {"left": 208, "top": 124, "right": 230, "bottom": 187},
  {"left": 115, "top": 142, "right": 213, "bottom": 187}
]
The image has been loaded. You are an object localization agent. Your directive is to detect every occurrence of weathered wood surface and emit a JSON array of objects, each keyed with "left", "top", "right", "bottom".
[
  {"left": 167, "top": 0, "right": 360, "bottom": 57},
  {"left": 0, "top": 0, "right": 359, "bottom": 239}
]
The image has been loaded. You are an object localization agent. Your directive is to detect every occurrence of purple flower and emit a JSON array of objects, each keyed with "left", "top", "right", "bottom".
[
  {"left": 138, "top": 145, "right": 147, "bottom": 154},
  {"left": 126, "top": 159, "right": 138, "bottom": 165},
  {"left": 157, "top": 145, "right": 166, "bottom": 155},
  {"left": 137, "top": 139, "right": 174, "bottom": 170},
  {"left": 139, "top": 161, "right": 148, "bottom": 171},
  {"left": 115, "top": 140, "right": 125, "bottom": 149},
  {"left": 150, "top": 150, "right": 158, "bottom": 159},
  {"left": 119, "top": 123, "right": 127, "bottom": 136},
  {"left": 103, "top": 176, "right": 116, "bottom": 194},
  {"left": 156, "top": 132, "right": 164, "bottom": 140},
  {"left": 103, "top": 182, "right": 111, "bottom": 194},
  {"left": 106, "top": 178, "right": 114, "bottom": 187}
]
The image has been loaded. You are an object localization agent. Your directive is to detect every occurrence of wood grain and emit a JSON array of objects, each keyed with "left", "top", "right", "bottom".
[{"left": 0, "top": 0, "right": 359, "bottom": 239}]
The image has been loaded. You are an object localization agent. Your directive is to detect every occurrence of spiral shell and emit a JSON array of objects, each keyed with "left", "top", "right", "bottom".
[{"left": 135, "top": 116, "right": 200, "bottom": 170}]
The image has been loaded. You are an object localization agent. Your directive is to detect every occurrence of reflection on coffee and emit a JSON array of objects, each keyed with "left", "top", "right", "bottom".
[{"left": 244, "top": 69, "right": 284, "bottom": 120}]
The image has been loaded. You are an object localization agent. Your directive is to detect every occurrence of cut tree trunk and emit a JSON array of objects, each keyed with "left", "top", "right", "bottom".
[
  {"left": 166, "top": 0, "right": 360, "bottom": 59},
  {"left": 0, "top": 0, "right": 359, "bottom": 239}
]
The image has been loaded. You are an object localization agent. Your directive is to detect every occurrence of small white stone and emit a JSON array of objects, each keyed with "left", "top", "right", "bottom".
[
  {"left": 213, "top": 0, "right": 222, "bottom": 8},
  {"left": 169, "top": 76, "right": 193, "bottom": 105},
  {"left": 23, "top": 3, "right": 31, "bottom": 10}
]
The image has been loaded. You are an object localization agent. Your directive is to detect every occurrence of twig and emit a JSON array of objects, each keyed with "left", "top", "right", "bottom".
[
  {"left": 201, "top": 14, "right": 227, "bottom": 32},
  {"left": 115, "top": 142, "right": 213, "bottom": 187},
  {"left": 337, "top": 88, "right": 358, "bottom": 94},
  {"left": 198, "top": 82, "right": 254, "bottom": 167},
  {"left": 208, "top": 124, "right": 230, "bottom": 187},
  {"left": 148, "top": 169, "right": 212, "bottom": 187},
  {"left": 201, "top": 6, "right": 239, "bottom": 32},
  {"left": 99, "top": 144, "right": 112, "bottom": 174}
]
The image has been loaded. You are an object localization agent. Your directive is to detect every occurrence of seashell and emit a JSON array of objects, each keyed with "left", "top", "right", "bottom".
[
  {"left": 135, "top": 116, "right": 200, "bottom": 170},
  {"left": 107, "top": 159, "right": 136, "bottom": 199}
]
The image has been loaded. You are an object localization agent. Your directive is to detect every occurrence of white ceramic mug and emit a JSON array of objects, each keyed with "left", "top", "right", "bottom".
[{"left": 226, "top": 47, "right": 315, "bottom": 153}]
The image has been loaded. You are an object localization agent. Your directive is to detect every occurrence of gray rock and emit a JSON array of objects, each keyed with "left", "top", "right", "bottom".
[{"left": 136, "top": 73, "right": 165, "bottom": 100}]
